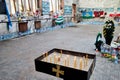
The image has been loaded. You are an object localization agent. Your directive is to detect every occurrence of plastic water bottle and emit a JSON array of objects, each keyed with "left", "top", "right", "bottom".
[
  {"left": 112, "top": 49, "right": 116, "bottom": 55},
  {"left": 114, "top": 57, "right": 118, "bottom": 64},
  {"left": 100, "top": 45, "right": 104, "bottom": 53}
]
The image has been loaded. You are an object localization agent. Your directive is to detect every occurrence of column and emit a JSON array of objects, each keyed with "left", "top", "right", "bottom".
[
  {"left": 32, "top": 0, "right": 36, "bottom": 12},
  {"left": 10, "top": 0, "right": 16, "bottom": 14},
  {"left": 25, "top": 0, "right": 30, "bottom": 11}
]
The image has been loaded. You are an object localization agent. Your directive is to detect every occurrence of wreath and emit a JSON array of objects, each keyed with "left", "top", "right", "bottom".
[{"left": 103, "top": 20, "right": 115, "bottom": 45}]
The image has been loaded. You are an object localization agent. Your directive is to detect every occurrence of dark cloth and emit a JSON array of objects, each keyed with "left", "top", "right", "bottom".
[
  {"left": 95, "top": 40, "right": 103, "bottom": 51},
  {"left": 94, "top": 11, "right": 99, "bottom": 17},
  {"left": 105, "top": 36, "right": 113, "bottom": 45}
]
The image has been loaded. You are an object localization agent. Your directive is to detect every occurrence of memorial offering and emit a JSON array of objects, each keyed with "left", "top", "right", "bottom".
[{"left": 35, "top": 48, "right": 96, "bottom": 80}]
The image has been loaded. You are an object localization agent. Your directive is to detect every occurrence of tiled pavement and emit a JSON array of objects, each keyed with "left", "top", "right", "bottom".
[{"left": 0, "top": 24, "right": 120, "bottom": 80}]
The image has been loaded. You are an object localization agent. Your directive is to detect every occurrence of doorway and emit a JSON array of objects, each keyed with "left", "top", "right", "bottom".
[{"left": 72, "top": 4, "right": 76, "bottom": 22}]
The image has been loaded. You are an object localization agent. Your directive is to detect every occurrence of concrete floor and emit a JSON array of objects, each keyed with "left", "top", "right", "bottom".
[{"left": 0, "top": 24, "right": 120, "bottom": 80}]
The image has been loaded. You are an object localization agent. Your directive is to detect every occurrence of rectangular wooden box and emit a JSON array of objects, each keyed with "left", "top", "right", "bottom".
[
  {"left": 34, "top": 48, "right": 96, "bottom": 80},
  {"left": 18, "top": 22, "right": 28, "bottom": 32},
  {"left": 35, "top": 21, "right": 41, "bottom": 29}
]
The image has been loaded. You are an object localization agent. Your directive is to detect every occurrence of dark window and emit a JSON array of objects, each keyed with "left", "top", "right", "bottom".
[{"left": 0, "top": 0, "right": 6, "bottom": 14}]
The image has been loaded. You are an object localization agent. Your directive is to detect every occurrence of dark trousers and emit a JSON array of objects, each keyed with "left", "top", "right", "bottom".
[{"left": 105, "top": 37, "right": 113, "bottom": 45}]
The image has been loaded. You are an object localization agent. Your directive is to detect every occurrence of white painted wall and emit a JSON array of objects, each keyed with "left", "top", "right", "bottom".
[
  {"left": 0, "top": 15, "right": 8, "bottom": 34},
  {"left": 64, "top": 0, "right": 73, "bottom": 6},
  {"left": 79, "top": 0, "right": 120, "bottom": 8}
]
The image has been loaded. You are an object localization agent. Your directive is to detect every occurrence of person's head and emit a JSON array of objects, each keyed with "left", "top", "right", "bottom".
[
  {"left": 105, "top": 20, "right": 114, "bottom": 27},
  {"left": 49, "top": 11, "right": 53, "bottom": 16},
  {"left": 104, "top": 12, "right": 107, "bottom": 15}
]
